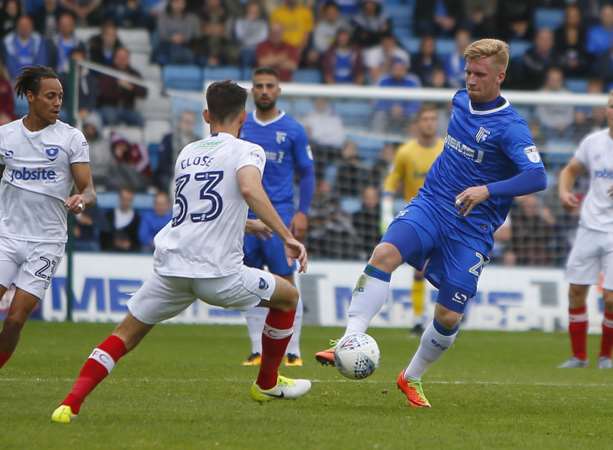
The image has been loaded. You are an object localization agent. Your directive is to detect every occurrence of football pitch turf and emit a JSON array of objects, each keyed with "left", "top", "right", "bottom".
[{"left": 2, "top": 322, "right": 612, "bottom": 450}]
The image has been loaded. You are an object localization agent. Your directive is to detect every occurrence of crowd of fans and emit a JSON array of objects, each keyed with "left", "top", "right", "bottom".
[{"left": 0, "top": 0, "right": 610, "bottom": 265}]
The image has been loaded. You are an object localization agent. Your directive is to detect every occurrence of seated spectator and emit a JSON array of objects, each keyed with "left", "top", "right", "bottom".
[
  {"left": 351, "top": 0, "right": 390, "bottom": 48},
  {"left": 256, "top": 23, "right": 299, "bottom": 81},
  {"left": 496, "top": 0, "right": 534, "bottom": 41},
  {"left": 335, "top": 140, "right": 371, "bottom": 197},
  {"left": 313, "top": 1, "right": 347, "bottom": 56},
  {"left": 430, "top": 65, "right": 448, "bottom": 88},
  {"left": 414, "top": 0, "right": 463, "bottom": 37},
  {"left": 100, "top": 187, "right": 141, "bottom": 252},
  {"left": 234, "top": 0, "right": 268, "bottom": 68},
  {"left": 0, "top": 0, "right": 20, "bottom": 38},
  {"left": 555, "top": 4, "right": 589, "bottom": 78},
  {"left": 586, "top": 4, "right": 613, "bottom": 58},
  {"left": 53, "top": 11, "right": 85, "bottom": 75},
  {"left": 444, "top": 28, "right": 470, "bottom": 89},
  {"left": 509, "top": 194, "right": 555, "bottom": 266},
  {"left": 154, "top": 0, "right": 199, "bottom": 65},
  {"left": 103, "top": 0, "right": 149, "bottom": 29},
  {"left": 65, "top": 47, "right": 99, "bottom": 119},
  {"left": 535, "top": 67, "right": 574, "bottom": 141},
  {"left": 463, "top": 1, "right": 496, "bottom": 39},
  {"left": 97, "top": 47, "right": 147, "bottom": 126},
  {"left": 88, "top": 19, "right": 123, "bottom": 66},
  {"left": 509, "top": 28, "right": 560, "bottom": 90},
  {"left": 370, "top": 142, "right": 395, "bottom": 185},
  {"left": 372, "top": 59, "right": 421, "bottom": 134},
  {"left": 139, "top": 191, "right": 172, "bottom": 252},
  {"left": 82, "top": 113, "right": 112, "bottom": 189},
  {"left": 153, "top": 110, "right": 198, "bottom": 192},
  {"left": 192, "top": 0, "right": 238, "bottom": 66},
  {"left": 59, "top": 0, "right": 102, "bottom": 26},
  {"left": 412, "top": 35, "right": 443, "bottom": 87},
  {"left": 363, "top": 33, "right": 409, "bottom": 84},
  {"left": 73, "top": 204, "right": 105, "bottom": 251},
  {"left": 0, "top": 60, "right": 14, "bottom": 124},
  {"left": 108, "top": 131, "right": 151, "bottom": 192},
  {"left": 573, "top": 78, "right": 608, "bottom": 138},
  {"left": 34, "top": 0, "right": 61, "bottom": 38},
  {"left": 322, "top": 27, "right": 364, "bottom": 84},
  {"left": 352, "top": 185, "right": 381, "bottom": 259},
  {"left": 2, "top": 15, "right": 51, "bottom": 81},
  {"left": 270, "top": 0, "right": 313, "bottom": 56}
]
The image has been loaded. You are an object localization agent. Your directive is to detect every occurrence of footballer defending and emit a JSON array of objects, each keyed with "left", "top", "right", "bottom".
[
  {"left": 52, "top": 81, "right": 310, "bottom": 424},
  {"left": 316, "top": 39, "right": 547, "bottom": 407},
  {"left": 558, "top": 91, "right": 613, "bottom": 369},
  {"left": 0, "top": 66, "right": 95, "bottom": 369}
]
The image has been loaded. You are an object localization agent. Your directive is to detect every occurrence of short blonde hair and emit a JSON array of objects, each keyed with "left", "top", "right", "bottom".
[{"left": 464, "top": 39, "right": 510, "bottom": 72}]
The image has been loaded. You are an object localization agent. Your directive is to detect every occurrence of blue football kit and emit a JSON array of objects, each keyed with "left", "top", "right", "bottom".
[
  {"left": 382, "top": 89, "right": 546, "bottom": 313},
  {"left": 240, "top": 111, "right": 315, "bottom": 276}
]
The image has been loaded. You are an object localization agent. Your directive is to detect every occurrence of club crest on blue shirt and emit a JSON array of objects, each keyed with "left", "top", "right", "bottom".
[
  {"left": 475, "top": 127, "right": 490, "bottom": 143},
  {"left": 276, "top": 131, "right": 287, "bottom": 144},
  {"left": 45, "top": 146, "right": 60, "bottom": 161}
]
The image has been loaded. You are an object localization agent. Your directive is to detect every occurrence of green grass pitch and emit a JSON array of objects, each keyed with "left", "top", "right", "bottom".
[{"left": 2, "top": 322, "right": 612, "bottom": 450}]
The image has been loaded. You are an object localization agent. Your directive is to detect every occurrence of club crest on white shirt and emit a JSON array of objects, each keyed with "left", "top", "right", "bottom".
[
  {"left": 276, "top": 131, "right": 287, "bottom": 144},
  {"left": 45, "top": 146, "right": 60, "bottom": 161},
  {"left": 475, "top": 127, "right": 490, "bottom": 143}
]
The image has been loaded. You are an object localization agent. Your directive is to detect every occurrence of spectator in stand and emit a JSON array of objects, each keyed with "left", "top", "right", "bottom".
[
  {"left": 0, "top": 60, "right": 14, "bottom": 124},
  {"left": 352, "top": 185, "right": 381, "bottom": 259},
  {"left": 154, "top": 0, "right": 199, "bottom": 65},
  {"left": 313, "top": 1, "right": 346, "bottom": 56},
  {"left": 509, "top": 27, "right": 560, "bottom": 90},
  {"left": 372, "top": 59, "right": 421, "bottom": 134},
  {"left": 192, "top": 0, "right": 238, "bottom": 66},
  {"left": 351, "top": 0, "right": 390, "bottom": 49},
  {"left": 363, "top": 33, "right": 409, "bottom": 84},
  {"left": 72, "top": 204, "right": 106, "bottom": 251},
  {"left": 335, "top": 140, "right": 371, "bottom": 197},
  {"left": 586, "top": 4, "right": 613, "bottom": 58},
  {"left": 444, "top": 28, "right": 470, "bottom": 89},
  {"left": 412, "top": 35, "right": 443, "bottom": 87},
  {"left": 34, "top": 0, "right": 62, "bottom": 38},
  {"left": 256, "top": 23, "right": 299, "bottom": 81},
  {"left": 496, "top": 0, "right": 534, "bottom": 41},
  {"left": 414, "top": 0, "right": 463, "bottom": 37},
  {"left": 574, "top": 78, "right": 608, "bottom": 139},
  {"left": 1, "top": 15, "right": 50, "bottom": 81},
  {"left": 97, "top": 47, "right": 147, "bottom": 126},
  {"left": 370, "top": 142, "right": 395, "bottom": 185},
  {"left": 302, "top": 97, "right": 346, "bottom": 178},
  {"left": 82, "top": 113, "right": 112, "bottom": 190},
  {"left": 535, "top": 67, "right": 575, "bottom": 141},
  {"left": 463, "top": 0, "right": 497, "bottom": 39},
  {"left": 430, "top": 65, "right": 448, "bottom": 88},
  {"left": 108, "top": 131, "right": 151, "bottom": 192},
  {"left": 53, "top": 11, "right": 84, "bottom": 75},
  {"left": 509, "top": 194, "right": 555, "bottom": 266},
  {"left": 138, "top": 191, "right": 172, "bottom": 252},
  {"left": 234, "top": 0, "right": 268, "bottom": 69},
  {"left": 100, "top": 187, "right": 141, "bottom": 252},
  {"left": 62, "top": 47, "right": 99, "bottom": 120},
  {"left": 0, "top": 0, "right": 20, "bottom": 38},
  {"left": 595, "top": 47, "right": 613, "bottom": 91},
  {"left": 153, "top": 110, "right": 199, "bottom": 193},
  {"left": 103, "top": 0, "right": 150, "bottom": 29},
  {"left": 270, "top": 0, "right": 313, "bottom": 57},
  {"left": 59, "top": 0, "right": 102, "bottom": 25},
  {"left": 88, "top": 19, "right": 123, "bottom": 66},
  {"left": 555, "top": 4, "right": 589, "bottom": 79},
  {"left": 322, "top": 27, "right": 364, "bottom": 84}
]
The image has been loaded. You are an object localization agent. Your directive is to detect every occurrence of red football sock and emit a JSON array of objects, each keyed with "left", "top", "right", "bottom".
[
  {"left": 0, "top": 351, "right": 12, "bottom": 368},
  {"left": 256, "top": 308, "right": 296, "bottom": 390},
  {"left": 62, "top": 335, "right": 127, "bottom": 414},
  {"left": 599, "top": 311, "right": 613, "bottom": 358},
  {"left": 569, "top": 306, "right": 588, "bottom": 360}
]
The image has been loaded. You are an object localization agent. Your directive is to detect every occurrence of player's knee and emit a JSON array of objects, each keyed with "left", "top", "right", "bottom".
[
  {"left": 569, "top": 284, "right": 589, "bottom": 306},
  {"left": 2, "top": 314, "right": 27, "bottom": 333},
  {"left": 434, "top": 305, "right": 462, "bottom": 330},
  {"left": 603, "top": 290, "right": 613, "bottom": 311},
  {"left": 270, "top": 279, "right": 298, "bottom": 312},
  {"left": 369, "top": 243, "right": 402, "bottom": 273}
]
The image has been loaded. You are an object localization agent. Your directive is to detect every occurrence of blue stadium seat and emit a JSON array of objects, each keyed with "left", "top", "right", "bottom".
[
  {"left": 436, "top": 39, "right": 455, "bottom": 58},
  {"left": 148, "top": 143, "right": 160, "bottom": 171},
  {"left": 204, "top": 66, "right": 242, "bottom": 82},
  {"left": 340, "top": 197, "right": 362, "bottom": 214},
  {"left": 162, "top": 65, "right": 203, "bottom": 91},
  {"left": 97, "top": 192, "right": 155, "bottom": 209},
  {"left": 566, "top": 78, "right": 588, "bottom": 93},
  {"left": 400, "top": 37, "right": 420, "bottom": 53},
  {"left": 386, "top": 4, "right": 412, "bottom": 30},
  {"left": 293, "top": 69, "right": 322, "bottom": 83},
  {"left": 509, "top": 40, "right": 531, "bottom": 58},
  {"left": 534, "top": 8, "right": 565, "bottom": 30},
  {"left": 333, "top": 100, "right": 371, "bottom": 127}
]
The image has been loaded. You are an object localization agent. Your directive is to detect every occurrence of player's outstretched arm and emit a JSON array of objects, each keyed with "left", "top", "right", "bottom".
[
  {"left": 558, "top": 157, "right": 586, "bottom": 210},
  {"left": 66, "top": 162, "right": 96, "bottom": 214},
  {"left": 237, "top": 165, "right": 307, "bottom": 272}
]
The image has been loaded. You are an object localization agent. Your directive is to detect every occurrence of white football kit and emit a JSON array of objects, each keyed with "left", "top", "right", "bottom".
[
  {"left": 128, "top": 132, "right": 276, "bottom": 324},
  {"left": 0, "top": 118, "right": 90, "bottom": 299},
  {"left": 566, "top": 129, "right": 613, "bottom": 289}
]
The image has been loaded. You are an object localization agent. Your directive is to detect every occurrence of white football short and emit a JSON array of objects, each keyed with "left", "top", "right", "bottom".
[
  {"left": 128, "top": 265, "right": 276, "bottom": 324},
  {"left": 0, "top": 236, "right": 64, "bottom": 300},
  {"left": 566, "top": 226, "right": 613, "bottom": 289}
]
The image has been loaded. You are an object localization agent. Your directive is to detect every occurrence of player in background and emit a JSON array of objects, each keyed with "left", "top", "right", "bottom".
[
  {"left": 52, "top": 81, "right": 310, "bottom": 424},
  {"left": 0, "top": 66, "right": 95, "bottom": 369},
  {"left": 240, "top": 67, "right": 315, "bottom": 367},
  {"left": 381, "top": 104, "right": 444, "bottom": 335},
  {"left": 557, "top": 91, "right": 613, "bottom": 369},
  {"left": 315, "top": 39, "right": 547, "bottom": 407}
]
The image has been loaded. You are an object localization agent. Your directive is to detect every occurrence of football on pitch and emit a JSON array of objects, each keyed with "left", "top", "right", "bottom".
[{"left": 334, "top": 333, "right": 380, "bottom": 380}]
